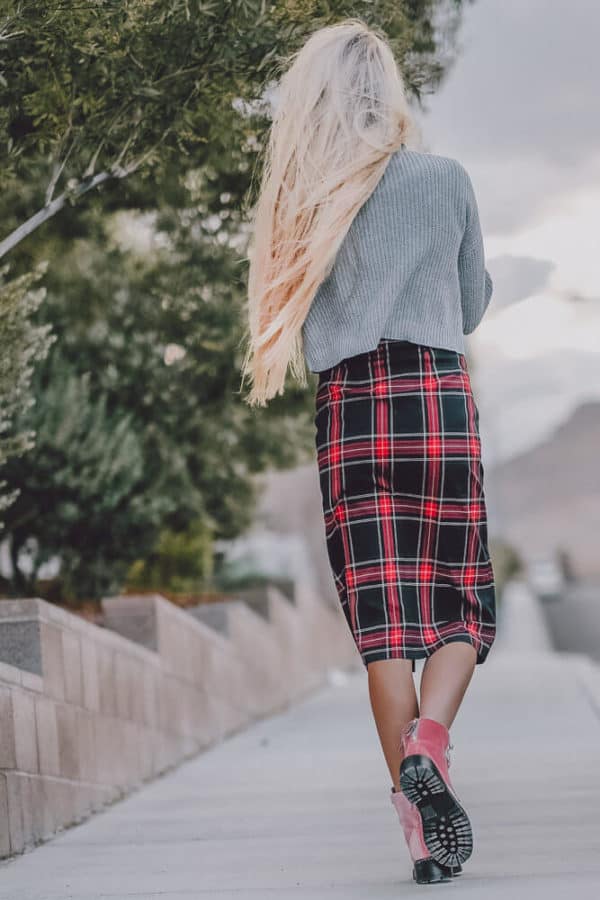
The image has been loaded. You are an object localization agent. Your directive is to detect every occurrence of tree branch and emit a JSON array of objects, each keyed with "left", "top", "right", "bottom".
[{"left": 0, "top": 170, "right": 125, "bottom": 260}]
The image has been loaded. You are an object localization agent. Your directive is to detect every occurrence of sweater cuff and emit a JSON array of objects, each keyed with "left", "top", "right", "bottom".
[{"left": 484, "top": 269, "right": 493, "bottom": 303}]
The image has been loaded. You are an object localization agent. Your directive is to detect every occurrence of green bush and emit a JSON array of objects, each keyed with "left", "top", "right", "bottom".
[{"left": 126, "top": 518, "right": 214, "bottom": 594}]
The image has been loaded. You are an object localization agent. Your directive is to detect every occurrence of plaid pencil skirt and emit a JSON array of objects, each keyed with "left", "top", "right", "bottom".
[{"left": 314, "top": 338, "right": 496, "bottom": 670}]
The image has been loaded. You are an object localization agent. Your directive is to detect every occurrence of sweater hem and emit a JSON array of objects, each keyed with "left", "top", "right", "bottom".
[{"left": 305, "top": 331, "right": 467, "bottom": 373}]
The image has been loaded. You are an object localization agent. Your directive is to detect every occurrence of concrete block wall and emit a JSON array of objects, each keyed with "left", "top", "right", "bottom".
[{"left": 0, "top": 583, "right": 359, "bottom": 858}]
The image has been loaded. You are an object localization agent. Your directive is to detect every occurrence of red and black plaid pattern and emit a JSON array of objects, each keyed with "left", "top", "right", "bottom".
[{"left": 314, "top": 338, "right": 496, "bottom": 669}]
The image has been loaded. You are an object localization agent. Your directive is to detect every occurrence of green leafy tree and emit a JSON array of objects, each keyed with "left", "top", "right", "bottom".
[
  {"left": 0, "top": 0, "right": 465, "bottom": 259},
  {"left": 0, "top": 265, "right": 53, "bottom": 523},
  {"left": 3, "top": 355, "right": 178, "bottom": 600},
  {"left": 1, "top": 192, "right": 316, "bottom": 599}
]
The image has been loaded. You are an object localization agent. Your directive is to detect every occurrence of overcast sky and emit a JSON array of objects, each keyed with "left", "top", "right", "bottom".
[{"left": 415, "top": 0, "right": 600, "bottom": 465}]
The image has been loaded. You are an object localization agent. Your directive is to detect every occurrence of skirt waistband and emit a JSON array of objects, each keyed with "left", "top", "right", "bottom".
[{"left": 317, "top": 339, "right": 466, "bottom": 384}]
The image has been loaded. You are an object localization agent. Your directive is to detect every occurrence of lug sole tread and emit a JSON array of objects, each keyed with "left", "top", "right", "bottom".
[{"left": 400, "top": 753, "right": 473, "bottom": 868}]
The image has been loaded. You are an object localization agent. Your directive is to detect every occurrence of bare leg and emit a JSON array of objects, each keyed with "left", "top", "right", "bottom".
[
  {"left": 367, "top": 659, "right": 418, "bottom": 791},
  {"left": 419, "top": 642, "right": 477, "bottom": 729}
]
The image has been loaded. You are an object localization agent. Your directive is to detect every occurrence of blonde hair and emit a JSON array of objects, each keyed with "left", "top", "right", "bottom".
[{"left": 240, "top": 18, "right": 414, "bottom": 407}]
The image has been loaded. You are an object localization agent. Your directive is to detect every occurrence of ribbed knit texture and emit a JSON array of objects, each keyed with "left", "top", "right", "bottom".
[{"left": 301, "top": 146, "right": 493, "bottom": 372}]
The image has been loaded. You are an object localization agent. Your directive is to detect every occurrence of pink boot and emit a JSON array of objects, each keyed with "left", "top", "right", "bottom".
[
  {"left": 399, "top": 717, "right": 473, "bottom": 869},
  {"left": 390, "top": 787, "right": 458, "bottom": 884}
]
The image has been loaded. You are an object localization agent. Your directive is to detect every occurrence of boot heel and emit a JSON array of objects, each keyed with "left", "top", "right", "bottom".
[{"left": 412, "top": 858, "right": 453, "bottom": 884}]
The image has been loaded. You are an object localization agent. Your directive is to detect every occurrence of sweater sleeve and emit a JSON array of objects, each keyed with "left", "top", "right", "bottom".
[{"left": 458, "top": 170, "right": 493, "bottom": 334}]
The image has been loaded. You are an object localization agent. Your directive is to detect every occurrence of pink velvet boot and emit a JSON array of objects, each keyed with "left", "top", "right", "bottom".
[
  {"left": 399, "top": 717, "right": 473, "bottom": 868},
  {"left": 390, "top": 787, "right": 459, "bottom": 884}
]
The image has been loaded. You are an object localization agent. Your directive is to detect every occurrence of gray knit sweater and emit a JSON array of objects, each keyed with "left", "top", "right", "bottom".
[{"left": 301, "top": 146, "right": 493, "bottom": 372}]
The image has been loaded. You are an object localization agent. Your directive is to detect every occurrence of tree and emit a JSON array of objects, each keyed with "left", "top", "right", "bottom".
[
  {"left": 3, "top": 354, "right": 178, "bottom": 600},
  {"left": 1, "top": 190, "right": 316, "bottom": 599},
  {"left": 0, "top": 0, "right": 465, "bottom": 258},
  {"left": 0, "top": 266, "right": 53, "bottom": 524}
]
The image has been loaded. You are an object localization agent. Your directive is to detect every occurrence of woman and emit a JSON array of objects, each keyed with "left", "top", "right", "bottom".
[{"left": 240, "top": 18, "right": 496, "bottom": 886}]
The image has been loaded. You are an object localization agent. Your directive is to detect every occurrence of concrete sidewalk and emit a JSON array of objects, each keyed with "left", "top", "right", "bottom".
[{"left": 1, "top": 639, "right": 599, "bottom": 898}]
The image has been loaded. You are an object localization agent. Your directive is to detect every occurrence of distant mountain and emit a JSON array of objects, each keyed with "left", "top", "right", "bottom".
[{"left": 487, "top": 401, "right": 600, "bottom": 577}]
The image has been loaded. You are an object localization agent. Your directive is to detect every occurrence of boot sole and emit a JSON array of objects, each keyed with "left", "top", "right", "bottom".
[{"left": 400, "top": 753, "right": 473, "bottom": 868}]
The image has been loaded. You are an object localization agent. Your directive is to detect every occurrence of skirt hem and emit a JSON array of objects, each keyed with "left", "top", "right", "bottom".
[{"left": 360, "top": 632, "right": 494, "bottom": 670}]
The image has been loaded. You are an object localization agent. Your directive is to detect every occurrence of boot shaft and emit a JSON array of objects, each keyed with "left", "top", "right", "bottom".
[
  {"left": 390, "top": 788, "right": 429, "bottom": 862},
  {"left": 401, "top": 717, "right": 453, "bottom": 781}
]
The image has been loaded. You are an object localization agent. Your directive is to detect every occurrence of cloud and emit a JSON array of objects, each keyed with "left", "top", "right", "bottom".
[
  {"left": 473, "top": 291, "right": 600, "bottom": 360},
  {"left": 426, "top": 0, "right": 600, "bottom": 166},
  {"left": 467, "top": 293, "right": 600, "bottom": 463},
  {"left": 486, "top": 179, "right": 600, "bottom": 300},
  {"left": 418, "top": 0, "right": 600, "bottom": 235},
  {"left": 487, "top": 255, "right": 555, "bottom": 309},
  {"left": 415, "top": 0, "right": 600, "bottom": 463}
]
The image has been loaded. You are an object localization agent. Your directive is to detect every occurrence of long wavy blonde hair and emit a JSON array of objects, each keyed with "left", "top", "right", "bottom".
[{"left": 240, "top": 18, "right": 414, "bottom": 407}]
